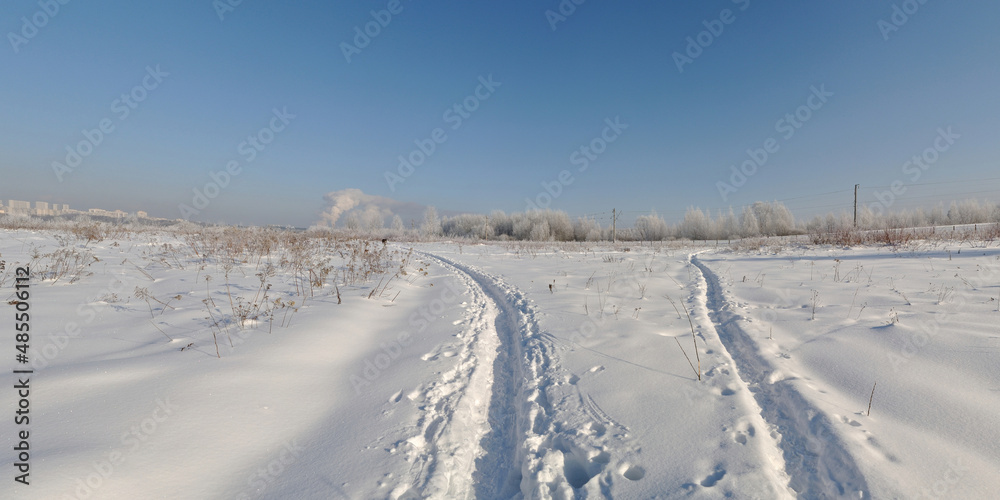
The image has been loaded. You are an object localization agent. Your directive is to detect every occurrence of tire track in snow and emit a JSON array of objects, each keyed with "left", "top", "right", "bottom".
[
  {"left": 426, "top": 252, "right": 640, "bottom": 499},
  {"left": 691, "top": 254, "right": 870, "bottom": 499}
]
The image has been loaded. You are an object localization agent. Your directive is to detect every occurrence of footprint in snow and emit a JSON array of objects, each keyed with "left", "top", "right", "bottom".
[
  {"left": 730, "top": 420, "right": 755, "bottom": 445},
  {"left": 864, "top": 435, "right": 900, "bottom": 463},
  {"left": 714, "top": 385, "right": 737, "bottom": 397},
  {"left": 619, "top": 463, "right": 645, "bottom": 481},
  {"left": 581, "top": 420, "right": 606, "bottom": 437},
  {"left": 420, "top": 349, "right": 456, "bottom": 362},
  {"left": 836, "top": 414, "right": 862, "bottom": 427},
  {"left": 700, "top": 466, "right": 727, "bottom": 487},
  {"left": 705, "top": 366, "right": 730, "bottom": 378}
]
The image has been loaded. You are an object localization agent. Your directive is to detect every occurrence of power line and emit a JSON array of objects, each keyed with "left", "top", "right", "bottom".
[
  {"left": 858, "top": 176, "right": 1000, "bottom": 191},
  {"left": 859, "top": 189, "right": 1000, "bottom": 204},
  {"left": 560, "top": 175, "right": 1000, "bottom": 221},
  {"left": 779, "top": 188, "right": 855, "bottom": 203}
]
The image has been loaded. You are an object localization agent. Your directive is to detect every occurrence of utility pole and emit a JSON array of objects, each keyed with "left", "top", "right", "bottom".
[
  {"left": 854, "top": 184, "right": 859, "bottom": 228},
  {"left": 612, "top": 208, "right": 617, "bottom": 243}
]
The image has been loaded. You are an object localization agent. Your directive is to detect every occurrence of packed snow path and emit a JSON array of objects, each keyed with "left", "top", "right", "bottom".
[
  {"left": 389, "top": 253, "right": 501, "bottom": 498},
  {"left": 691, "top": 254, "right": 870, "bottom": 498},
  {"left": 407, "top": 252, "right": 641, "bottom": 498}
]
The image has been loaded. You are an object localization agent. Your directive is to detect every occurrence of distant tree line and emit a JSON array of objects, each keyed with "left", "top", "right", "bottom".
[
  {"left": 379, "top": 198, "right": 1000, "bottom": 242},
  {"left": 9, "top": 198, "right": 994, "bottom": 242}
]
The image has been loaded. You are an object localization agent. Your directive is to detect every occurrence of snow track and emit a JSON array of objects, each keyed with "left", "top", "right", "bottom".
[
  {"left": 391, "top": 255, "right": 500, "bottom": 499},
  {"left": 691, "top": 254, "right": 870, "bottom": 499},
  {"left": 394, "top": 250, "right": 868, "bottom": 498},
  {"left": 404, "top": 252, "right": 637, "bottom": 499}
]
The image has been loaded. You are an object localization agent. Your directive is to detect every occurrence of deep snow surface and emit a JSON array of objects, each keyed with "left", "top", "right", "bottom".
[{"left": 3, "top": 231, "right": 999, "bottom": 499}]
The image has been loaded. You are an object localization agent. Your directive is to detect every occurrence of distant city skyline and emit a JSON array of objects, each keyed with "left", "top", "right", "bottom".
[
  {"left": 1, "top": 198, "right": 151, "bottom": 220},
  {"left": 2, "top": 2, "right": 998, "bottom": 228}
]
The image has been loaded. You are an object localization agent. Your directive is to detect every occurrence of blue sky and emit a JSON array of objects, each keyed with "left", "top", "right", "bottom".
[{"left": 2, "top": 0, "right": 998, "bottom": 228}]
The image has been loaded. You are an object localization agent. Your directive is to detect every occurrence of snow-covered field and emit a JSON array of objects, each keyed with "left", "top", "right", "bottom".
[{"left": 4, "top": 229, "right": 999, "bottom": 499}]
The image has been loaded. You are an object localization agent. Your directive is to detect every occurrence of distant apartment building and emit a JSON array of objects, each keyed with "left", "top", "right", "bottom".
[
  {"left": 34, "top": 201, "right": 52, "bottom": 216},
  {"left": 49, "top": 203, "right": 71, "bottom": 215},
  {"left": 84, "top": 209, "right": 126, "bottom": 218},
  {"left": 0, "top": 199, "right": 151, "bottom": 218},
  {"left": 7, "top": 200, "right": 31, "bottom": 213}
]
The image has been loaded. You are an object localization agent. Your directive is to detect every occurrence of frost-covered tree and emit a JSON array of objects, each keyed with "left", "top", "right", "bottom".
[
  {"left": 719, "top": 208, "right": 738, "bottom": 240},
  {"left": 529, "top": 220, "right": 552, "bottom": 241},
  {"left": 769, "top": 202, "right": 795, "bottom": 235},
  {"left": 573, "top": 217, "right": 602, "bottom": 241},
  {"left": 344, "top": 213, "right": 360, "bottom": 232},
  {"left": 750, "top": 201, "right": 794, "bottom": 236},
  {"left": 421, "top": 206, "right": 441, "bottom": 237},
  {"left": 363, "top": 208, "right": 384, "bottom": 233},
  {"left": 547, "top": 211, "right": 574, "bottom": 241},
  {"left": 490, "top": 210, "right": 513, "bottom": 238},
  {"left": 739, "top": 206, "right": 759, "bottom": 237},
  {"left": 949, "top": 199, "right": 992, "bottom": 225},
  {"left": 500, "top": 210, "right": 573, "bottom": 240},
  {"left": 929, "top": 203, "right": 947, "bottom": 226},
  {"left": 512, "top": 216, "right": 533, "bottom": 240},
  {"left": 391, "top": 215, "right": 405, "bottom": 232},
  {"left": 441, "top": 213, "right": 489, "bottom": 238},
  {"left": 857, "top": 205, "right": 876, "bottom": 230},
  {"left": 635, "top": 211, "right": 669, "bottom": 241},
  {"left": 679, "top": 207, "right": 709, "bottom": 240}
]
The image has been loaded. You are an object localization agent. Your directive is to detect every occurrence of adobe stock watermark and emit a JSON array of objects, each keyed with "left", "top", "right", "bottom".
[
  {"left": 758, "top": 286, "right": 797, "bottom": 326},
  {"left": 340, "top": 0, "right": 410, "bottom": 63},
  {"left": 7, "top": 0, "right": 72, "bottom": 53},
  {"left": 717, "top": 84, "right": 833, "bottom": 201},
  {"left": 912, "top": 458, "right": 968, "bottom": 500},
  {"left": 886, "top": 260, "right": 996, "bottom": 372},
  {"left": 672, "top": 0, "right": 750, "bottom": 73},
  {"left": 868, "top": 127, "right": 959, "bottom": 216},
  {"left": 544, "top": 0, "right": 588, "bottom": 31},
  {"left": 886, "top": 296, "right": 962, "bottom": 373},
  {"left": 566, "top": 271, "right": 637, "bottom": 344},
  {"left": 234, "top": 440, "right": 305, "bottom": 500},
  {"left": 384, "top": 75, "right": 501, "bottom": 193},
  {"left": 52, "top": 65, "right": 169, "bottom": 182},
  {"left": 525, "top": 116, "right": 628, "bottom": 212},
  {"left": 350, "top": 278, "right": 465, "bottom": 394},
  {"left": 32, "top": 274, "right": 138, "bottom": 371},
  {"left": 178, "top": 107, "right": 295, "bottom": 219},
  {"left": 877, "top": 0, "right": 931, "bottom": 41},
  {"left": 213, "top": 0, "right": 246, "bottom": 21},
  {"left": 62, "top": 397, "right": 179, "bottom": 500}
]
